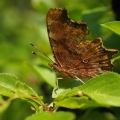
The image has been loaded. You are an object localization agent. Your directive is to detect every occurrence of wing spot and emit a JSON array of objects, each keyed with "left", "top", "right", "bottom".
[{"left": 82, "top": 60, "right": 89, "bottom": 63}]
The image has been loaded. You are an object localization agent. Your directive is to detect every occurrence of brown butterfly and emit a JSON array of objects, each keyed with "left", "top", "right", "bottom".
[{"left": 46, "top": 8, "right": 118, "bottom": 80}]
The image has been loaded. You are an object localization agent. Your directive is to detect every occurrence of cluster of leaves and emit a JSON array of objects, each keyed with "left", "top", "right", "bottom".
[
  {"left": 0, "top": 0, "right": 120, "bottom": 120},
  {"left": 1, "top": 70, "right": 120, "bottom": 120}
]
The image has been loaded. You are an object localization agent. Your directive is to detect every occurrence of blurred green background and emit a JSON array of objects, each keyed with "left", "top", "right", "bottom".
[{"left": 0, "top": 0, "right": 120, "bottom": 120}]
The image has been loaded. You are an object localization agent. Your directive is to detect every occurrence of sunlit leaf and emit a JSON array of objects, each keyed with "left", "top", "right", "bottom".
[
  {"left": 101, "top": 21, "right": 120, "bottom": 35},
  {"left": 34, "top": 65, "right": 56, "bottom": 87},
  {"left": 0, "top": 96, "right": 10, "bottom": 114},
  {"left": 25, "top": 111, "right": 75, "bottom": 120},
  {"left": 55, "top": 96, "right": 102, "bottom": 109},
  {"left": 0, "top": 73, "right": 42, "bottom": 110},
  {"left": 54, "top": 72, "right": 120, "bottom": 109}
]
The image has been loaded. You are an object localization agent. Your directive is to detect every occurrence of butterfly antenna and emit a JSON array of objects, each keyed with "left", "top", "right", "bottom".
[{"left": 30, "top": 42, "right": 54, "bottom": 63}]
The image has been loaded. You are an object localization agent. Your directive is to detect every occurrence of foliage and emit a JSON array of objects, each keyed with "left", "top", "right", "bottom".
[
  {"left": 0, "top": 0, "right": 120, "bottom": 120},
  {"left": 101, "top": 21, "right": 120, "bottom": 35}
]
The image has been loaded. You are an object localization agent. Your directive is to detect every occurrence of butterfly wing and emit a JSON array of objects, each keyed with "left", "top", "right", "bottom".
[
  {"left": 69, "top": 38, "right": 118, "bottom": 79},
  {"left": 46, "top": 8, "right": 118, "bottom": 79},
  {"left": 46, "top": 8, "right": 89, "bottom": 67}
]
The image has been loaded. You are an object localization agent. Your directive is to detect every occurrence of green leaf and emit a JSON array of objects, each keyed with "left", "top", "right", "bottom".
[
  {"left": 78, "top": 110, "right": 116, "bottom": 120},
  {"left": 0, "top": 73, "right": 19, "bottom": 97},
  {"left": 55, "top": 96, "right": 102, "bottom": 109},
  {"left": 25, "top": 111, "right": 75, "bottom": 120},
  {"left": 0, "top": 73, "right": 38, "bottom": 96},
  {"left": 0, "top": 96, "right": 10, "bottom": 114},
  {"left": 0, "top": 73, "right": 42, "bottom": 110},
  {"left": 54, "top": 88, "right": 72, "bottom": 101},
  {"left": 101, "top": 21, "right": 120, "bottom": 35},
  {"left": 78, "top": 72, "right": 120, "bottom": 107},
  {"left": 54, "top": 72, "right": 120, "bottom": 109},
  {"left": 34, "top": 65, "right": 56, "bottom": 87},
  {"left": 52, "top": 78, "right": 82, "bottom": 98},
  {"left": 113, "top": 56, "right": 120, "bottom": 73}
]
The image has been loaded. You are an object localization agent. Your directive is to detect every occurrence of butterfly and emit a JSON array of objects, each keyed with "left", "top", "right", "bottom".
[{"left": 46, "top": 8, "right": 118, "bottom": 80}]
